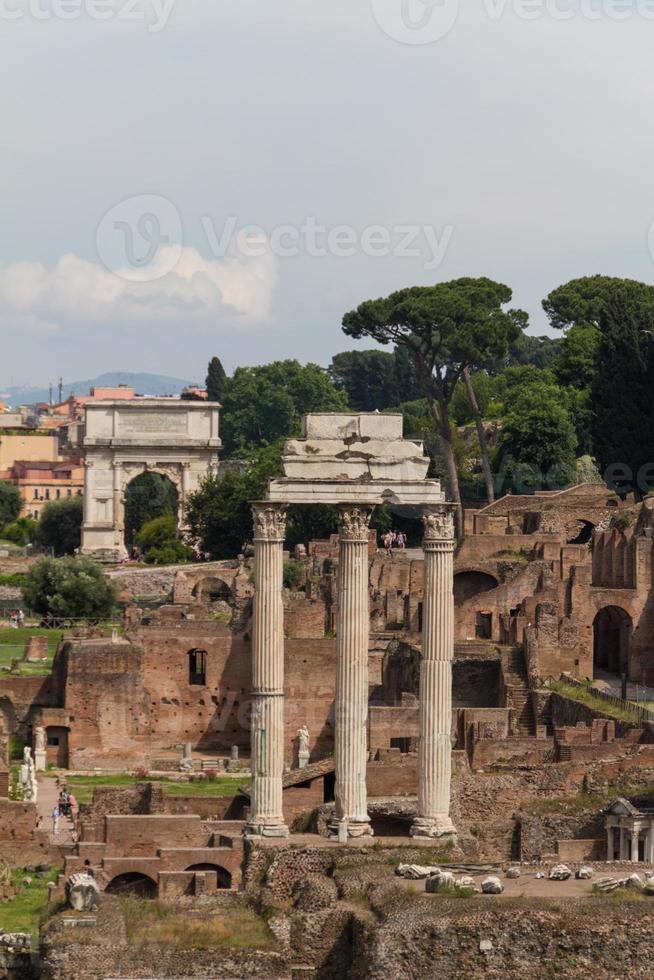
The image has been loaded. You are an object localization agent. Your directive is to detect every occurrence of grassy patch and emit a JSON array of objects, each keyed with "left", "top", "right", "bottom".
[
  {"left": 120, "top": 898, "right": 276, "bottom": 950},
  {"left": 0, "top": 626, "right": 63, "bottom": 677},
  {"left": 0, "top": 867, "right": 59, "bottom": 936},
  {"left": 549, "top": 678, "right": 644, "bottom": 724},
  {"left": 54, "top": 773, "right": 245, "bottom": 805}
]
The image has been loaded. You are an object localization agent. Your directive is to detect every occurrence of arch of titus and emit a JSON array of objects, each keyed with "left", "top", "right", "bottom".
[
  {"left": 81, "top": 399, "right": 221, "bottom": 561},
  {"left": 246, "top": 412, "right": 456, "bottom": 841}
]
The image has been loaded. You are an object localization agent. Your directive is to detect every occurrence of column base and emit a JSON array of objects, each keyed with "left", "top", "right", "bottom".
[
  {"left": 410, "top": 815, "right": 457, "bottom": 841},
  {"left": 244, "top": 821, "right": 290, "bottom": 839},
  {"left": 328, "top": 819, "right": 374, "bottom": 841}
]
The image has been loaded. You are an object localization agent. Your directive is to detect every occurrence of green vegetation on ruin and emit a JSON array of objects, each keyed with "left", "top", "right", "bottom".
[
  {"left": 52, "top": 772, "right": 246, "bottom": 804},
  {"left": 120, "top": 897, "right": 276, "bottom": 949},
  {"left": 548, "top": 678, "right": 645, "bottom": 724},
  {"left": 0, "top": 867, "right": 59, "bottom": 937}
]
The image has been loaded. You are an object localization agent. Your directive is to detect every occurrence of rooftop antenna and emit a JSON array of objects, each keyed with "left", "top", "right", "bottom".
[
  {"left": 48, "top": 383, "right": 53, "bottom": 406},
  {"left": 58, "top": 377, "right": 63, "bottom": 403}
]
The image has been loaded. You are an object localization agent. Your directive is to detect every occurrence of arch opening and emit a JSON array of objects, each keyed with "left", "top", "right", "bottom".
[
  {"left": 105, "top": 872, "right": 157, "bottom": 898},
  {"left": 453, "top": 571, "right": 498, "bottom": 605},
  {"left": 185, "top": 863, "right": 232, "bottom": 889},
  {"left": 593, "top": 606, "right": 632, "bottom": 678},
  {"left": 193, "top": 578, "right": 232, "bottom": 605},
  {"left": 124, "top": 471, "right": 178, "bottom": 554},
  {"left": 567, "top": 520, "right": 595, "bottom": 545}
]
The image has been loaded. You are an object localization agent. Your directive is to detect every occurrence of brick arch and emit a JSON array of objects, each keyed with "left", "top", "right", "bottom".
[
  {"left": 105, "top": 871, "right": 158, "bottom": 898},
  {"left": 185, "top": 863, "right": 232, "bottom": 889},
  {"left": 453, "top": 568, "right": 499, "bottom": 605}
]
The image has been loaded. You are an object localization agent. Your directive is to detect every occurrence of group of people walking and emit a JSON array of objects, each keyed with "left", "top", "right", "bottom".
[
  {"left": 51, "top": 785, "right": 77, "bottom": 835},
  {"left": 382, "top": 530, "right": 407, "bottom": 554}
]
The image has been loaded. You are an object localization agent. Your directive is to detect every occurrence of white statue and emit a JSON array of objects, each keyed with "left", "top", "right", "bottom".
[
  {"left": 20, "top": 747, "right": 37, "bottom": 804},
  {"left": 297, "top": 725, "right": 310, "bottom": 769},
  {"left": 34, "top": 727, "right": 45, "bottom": 752}
]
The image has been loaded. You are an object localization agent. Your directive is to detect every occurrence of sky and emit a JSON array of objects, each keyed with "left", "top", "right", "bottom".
[{"left": 2, "top": 0, "right": 654, "bottom": 389}]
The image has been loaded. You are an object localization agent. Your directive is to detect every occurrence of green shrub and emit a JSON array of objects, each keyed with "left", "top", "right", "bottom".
[
  {"left": 283, "top": 559, "right": 305, "bottom": 591},
  {"left": 22, "top": 556, "right": 117, "bottom": 621},
  {"left": 137, "top": 515, "right": 192, "bottom": 566},
  {"left": 2, "top": 518, "right": 37, "bottom": 546}
]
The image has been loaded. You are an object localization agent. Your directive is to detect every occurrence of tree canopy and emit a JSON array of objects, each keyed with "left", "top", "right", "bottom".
[
  {"left": 206, "top": 356, "right": 228, "bottom": 403},
  {"left": 343, "top": 277, "right": 526, "bottom": 533},
  {"left": 0, "top": 481, "right": 22, "bottom": 531},
  {"left": 23, "top": 556, "right": 117, "bottom": 621},
  {"left": 136, "top": 514, "right": 192, "bottom": 565},
  {"left": 37, "top": 496, "right": 83, "bottom": 556},
  {"left": 220, "top": 359, "right": 347, "bottom": 457}
]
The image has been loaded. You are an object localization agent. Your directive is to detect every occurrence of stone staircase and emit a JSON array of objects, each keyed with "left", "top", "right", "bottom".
[{"left": 501, "top": 646, "right": 535, "bottom": 737}]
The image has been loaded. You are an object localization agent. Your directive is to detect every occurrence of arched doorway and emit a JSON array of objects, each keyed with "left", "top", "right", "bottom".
[
  {"left": 567, "top": 521, "right": 595, "bottom": 545},
  {"left": 185, "top": 864, "right": 232, "bottom": 889},
  {"left": 105, "top": 872, "right": 157, "bottom": 898},
  {"left": 124, "top": 471, "right": 178, "bottom": 554},
  {"left": 453, "top": 571, "right": 498, "bottom": 605},
  {"left": 193, "top": 578, "right": 232, "bottom": 605},
  {"left": 593, "top": 606, "right": 632, "bottom": 677}
]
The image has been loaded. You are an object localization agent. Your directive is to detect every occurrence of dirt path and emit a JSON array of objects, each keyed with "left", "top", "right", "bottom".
[{"left": 37, "top": 774, "right": 76, "bottom": 846}]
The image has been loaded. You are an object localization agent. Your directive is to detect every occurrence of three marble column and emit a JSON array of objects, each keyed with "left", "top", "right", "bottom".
[
  {"left": 246, "top": 499, "right": 456, "bottom": 841},
  {"left": 411, "top": 509, "right": 457, "bottom": 840}
]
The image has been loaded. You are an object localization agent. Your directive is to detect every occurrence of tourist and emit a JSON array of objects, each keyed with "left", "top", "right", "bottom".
[
  {"left": 396, "top": 531, "right": 406, "bottom": 550},
  {"left": 68, "top": 791, "right": 78, "bottom": 821},
  {"left": 51, "top": 805, "right": 60, "bottom": 835},
  {"left": 383, "top": 531, "right": 393, "bottom": 555},
  {"left": 16, "top": 609, "right": 25, "bottom": 627}
]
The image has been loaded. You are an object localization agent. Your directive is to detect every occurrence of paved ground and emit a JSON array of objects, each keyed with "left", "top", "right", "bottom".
[{"left": 37, "top": 774, "right": 76, "bottom": 845}]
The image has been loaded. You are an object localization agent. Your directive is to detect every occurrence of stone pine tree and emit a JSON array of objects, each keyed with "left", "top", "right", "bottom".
[
  {"left": 206, "top": 357, "right": 228, "bottom": 403},
  {"left": 342, "top": 278, "right": 526, "bottom": 536}
]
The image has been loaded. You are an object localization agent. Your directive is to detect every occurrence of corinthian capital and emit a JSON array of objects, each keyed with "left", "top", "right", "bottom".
[
  {"left": 338, "top": 506, "right": 373, "bottom": 542},
  {"left": 252, "top": 503, "right": 287, "bottom": 541},
  {"left": 422, "top": 508, "right": 455, "bottom": 543}
]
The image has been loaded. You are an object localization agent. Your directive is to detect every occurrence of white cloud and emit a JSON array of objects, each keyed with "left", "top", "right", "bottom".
[{"left": 0, "top": 245, "right": 278, "bottom": 334}]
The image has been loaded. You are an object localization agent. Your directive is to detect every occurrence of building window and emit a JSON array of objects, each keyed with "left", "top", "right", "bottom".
[
  {"left": 67, "top": 489, "right": 72, "bottom": 497},
  {"left": 188, "top": 649, "right": 207, "bottom": 686},
  {"left": 56, "top": 489, "right": 61, "bottom": 499},
  {"left": 44, "top": 489, "right": 50, "bottom": 500},
  {"left": 33, "top": 489, "right": 39, "bottom": 499}
]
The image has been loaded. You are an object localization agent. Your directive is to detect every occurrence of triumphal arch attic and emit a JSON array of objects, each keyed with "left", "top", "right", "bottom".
[{"left": 80, "top": 398, "right": 221, "bottom": 561}]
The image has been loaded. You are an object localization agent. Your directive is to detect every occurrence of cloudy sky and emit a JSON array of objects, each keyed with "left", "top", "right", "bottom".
[{"left": 1, "top": 0, "right": 654, "bottom": 389}]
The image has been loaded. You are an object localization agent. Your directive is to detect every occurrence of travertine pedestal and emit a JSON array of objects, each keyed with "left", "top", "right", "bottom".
[
  {"left": 330, "top": 506, "right": 374, "bottom": 839},
  {"left": 245, "top": 503, "right": 289, "bottom": 838},
  {"left": 411, "top": 508, "right": 457, "bottom": 841}
]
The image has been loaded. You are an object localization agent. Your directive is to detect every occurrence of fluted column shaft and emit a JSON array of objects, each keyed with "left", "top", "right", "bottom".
[
  {"left": 331, "top": 506, "right": 373, "bottom": 838},
  {"left": 246, "top": 503, "right": 289, "bottom": 837},
  {"left": 411, "top": 508, "right": 457, "bottom": 840}
]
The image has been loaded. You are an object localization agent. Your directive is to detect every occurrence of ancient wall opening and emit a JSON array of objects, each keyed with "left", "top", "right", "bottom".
[{"left": 593, "top": 606, "right": 632, "bottom": 677}]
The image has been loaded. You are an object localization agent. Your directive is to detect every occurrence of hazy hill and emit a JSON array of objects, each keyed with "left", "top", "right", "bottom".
[{"left": 1, "top": 372, "right": 194, "bottom": 407}]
